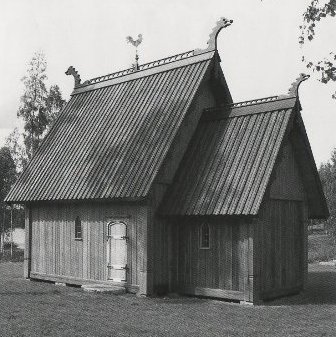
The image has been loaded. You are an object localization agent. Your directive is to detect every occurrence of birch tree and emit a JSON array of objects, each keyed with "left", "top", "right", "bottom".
[{"left": 14, "top": 52, "right": 65, "bottom": 168}]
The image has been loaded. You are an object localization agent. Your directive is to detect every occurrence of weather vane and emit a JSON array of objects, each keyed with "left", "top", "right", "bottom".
[{"left": 126, "top": 34, "right": 143, "bottom": 71}]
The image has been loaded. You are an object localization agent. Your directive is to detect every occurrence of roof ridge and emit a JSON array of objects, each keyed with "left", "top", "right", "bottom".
[
  {"left": 65, "top": 17, "right": 234, "bottom": 90},
  {"left": 228, "top": 95, "right": 279, "bottom": 107},
  {"left": 83, "top": 49, "right": 196, "bottom": 86},
  {"left": 203, "top": 95, "right": 298, "bottom": 114},
  {"left": 202, "top": 96, "right": 297, "bottom": 122}
]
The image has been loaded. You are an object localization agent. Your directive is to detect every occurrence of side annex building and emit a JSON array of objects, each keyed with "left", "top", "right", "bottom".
[{"left": 5, "top": 18, "right": 328, "bottom": 304}]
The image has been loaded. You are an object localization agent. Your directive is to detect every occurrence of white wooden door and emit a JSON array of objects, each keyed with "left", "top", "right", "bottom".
[{"left": 107, "top": 221, "right": 127, "bottom": 282}]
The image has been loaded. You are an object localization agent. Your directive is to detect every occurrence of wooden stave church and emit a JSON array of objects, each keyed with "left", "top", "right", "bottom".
[{"left": 5, "top": 18, "right": 328, "bottom": 303}]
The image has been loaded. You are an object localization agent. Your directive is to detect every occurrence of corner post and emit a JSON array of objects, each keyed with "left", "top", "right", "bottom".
[
  {"left": 244, "top": 220, "right": 254, "bottom": 303},
  {"left": 24, "top": 205, "right": 32, "bottom": 279},
  {"left": 138, "top": 205, "right": 153, "bottom": 296},
  {"left": 251, "top": 218, "right": 262, "bottom": 304}
]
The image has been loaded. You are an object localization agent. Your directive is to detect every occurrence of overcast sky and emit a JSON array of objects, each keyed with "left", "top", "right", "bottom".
[{"left": 0, "top": 0, "right": 335, "bottom": 165}]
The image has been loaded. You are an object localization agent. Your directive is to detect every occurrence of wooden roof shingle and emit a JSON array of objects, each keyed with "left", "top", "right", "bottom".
[
  {"left": 161, "top": 96, "right": 329, "bottom": 219},
  {"left": 5, "top": 51, "right": 214, "bottom": 203}
]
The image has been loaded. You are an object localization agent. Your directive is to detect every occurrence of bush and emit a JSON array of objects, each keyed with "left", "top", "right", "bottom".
[
  {"left": 308, "top": 234, "right": 336, "bottom": 263},
  {"left": 0, "top": 242, "right": 24, "bottom": 262}
]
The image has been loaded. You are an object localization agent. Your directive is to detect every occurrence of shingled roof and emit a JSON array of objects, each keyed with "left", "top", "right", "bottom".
[
  {"left": 5, "top": 51, "right": 215, "bottom": 203},
  {"left": 6, "top": 17, "right": 235, "bottom": 204},
  {"left": 161, "top": 95, "right": 329, "bottom": 219}
]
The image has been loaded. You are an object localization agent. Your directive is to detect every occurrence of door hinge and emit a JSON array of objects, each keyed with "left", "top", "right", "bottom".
[
  {"left": 108, "top": 235, "right": 128, "bottom": 240},
  {"left": 107, "top": 264, "right": 128, "bottom": 270}
]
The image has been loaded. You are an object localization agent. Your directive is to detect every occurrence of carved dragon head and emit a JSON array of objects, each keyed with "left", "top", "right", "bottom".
[
  {"left": 286, "top": 73, "right": 310, "bottom": 97},
  {"left": 278, "top": 73, "right": 310, "bottom": 99},
  {"left": 65, "top": 66, "right": 81, "bottom": 88},
  {"left": 206, "top": 17, "right": 233, "bottom": 51},
  {"left": 195, "top": 17, "right": 233, "bottom": 54}
]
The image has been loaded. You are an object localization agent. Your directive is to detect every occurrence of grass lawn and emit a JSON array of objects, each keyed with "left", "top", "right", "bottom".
[{"left": 0, "top": 263, "right": 335, "bottom": 337}]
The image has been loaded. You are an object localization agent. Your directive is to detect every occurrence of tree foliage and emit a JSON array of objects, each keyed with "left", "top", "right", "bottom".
[
  {"left": 46, "top": 85, "right": 66, "bottom": 125},
  {"left": 5, "top": 128, "right": 28, "bottom": 173},
  {"left": 0, "top": 147, "right": 17, "bottom": 252},
  {"left": 17, "top": 51, "right": 48, "bottom": 160},
  {"left": 319, "top": 148, "right": 336, "bottom": 238},
  {"left": 13, "top": 52, "right": 65, "bottom": 169},
  {"left": 0, "top": 147, "right": 16, "bottom": 203},
  {"left": 300, "top": 0, "right": 336, "bottom": 98}
]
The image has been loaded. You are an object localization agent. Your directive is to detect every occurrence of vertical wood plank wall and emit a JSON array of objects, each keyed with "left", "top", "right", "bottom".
[
  {"left": 176, "top": 218, "right": 252, "bottom": 297},
  {"left": 152, "top": 216, "right": 253, "bottom": 301},
  {"left": 29, "top": 201, "right": 147, "bottom": 289},
  {"left": 255, "top": 140, "right": 308, "bottom": 300},
  {"left": 152, "top": 216, "right": 178, "bottom": 294},
  {"left": 255, "top": 200, "right": 304, "bottom": 299},
  {"left": 269, "top": 140, "right": 305, "bottom": 201}
]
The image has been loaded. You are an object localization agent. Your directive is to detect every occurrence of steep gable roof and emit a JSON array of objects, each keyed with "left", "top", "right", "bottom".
[
  {"left": 6, "top": 17, "right": 235, "bottom": 204},
  {"left": 5, "top": 51, "right": 215, "bottom": 203},
  {"left": 161, "top": 95, "right": 329, "bottom": 219}
]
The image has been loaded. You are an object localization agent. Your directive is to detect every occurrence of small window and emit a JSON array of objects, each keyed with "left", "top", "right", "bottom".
[
  {"left": 200, "top": 224, "right": 210, "bottom": 249},
  {"left": 75, "top": 216, "right": 82, "bottom": 240}
]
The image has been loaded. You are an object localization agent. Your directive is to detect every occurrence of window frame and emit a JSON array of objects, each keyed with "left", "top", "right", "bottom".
[
  {"left": 74, "top": 216, "right": 82, "bottom": 240},
  {"left": 199, "top": 223, "right": 210, "bottom": 249}
]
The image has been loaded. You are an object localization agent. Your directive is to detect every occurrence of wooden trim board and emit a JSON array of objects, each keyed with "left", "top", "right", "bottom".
[
  {"left": 30, "top": 272, "right": 139, "bottom": 293},
  {"left": 180, "top": 285, "right": 245, "bottom": 301}
]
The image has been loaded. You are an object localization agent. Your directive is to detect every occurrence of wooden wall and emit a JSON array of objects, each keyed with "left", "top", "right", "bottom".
[
  {"left": 254, "top": 140, "right": 308, "bottom": 301},
  {"left": 177, "top": 218, "right": 253, "bottom": 300},
  {"left": 152, "top": 216, "right": 178, "bottom": 294},
  {"left": 152, "top": 217, "right": 254, "bottom": 302},
  {"left": 254, "top": 199, "right": 304, "bottom": 300},
  {"left": 270, "top": 139, "right": 305, "bottom": 201},
  {"left": 29, "top": 201, "right": 148, "bottom": 292},
  {"left": 176, "top": 218, "right": 253, "bottom": 301}
]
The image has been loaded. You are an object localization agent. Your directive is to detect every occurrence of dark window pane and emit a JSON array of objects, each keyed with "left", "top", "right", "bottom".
[
  {"left": 75, "top": 216, "right": 82, "bottom": 239},
  {"left": 200, "top": 224, "right": 210, "bottom": 249}
]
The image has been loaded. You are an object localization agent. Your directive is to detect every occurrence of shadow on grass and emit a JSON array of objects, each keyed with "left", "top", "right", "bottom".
[{"left": 265, "top": 271, "right": 336, "bottom": 306}]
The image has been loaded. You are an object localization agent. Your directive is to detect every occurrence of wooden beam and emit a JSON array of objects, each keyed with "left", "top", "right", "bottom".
[
  {"left": 181, "top": 285, "right": 245, "bottom": 301},
  {"left": 30, "top": 271, "right": 139, "bottom": 293},
  {"left": 138, "top": 206, "right": 153, "bottom": 296}
]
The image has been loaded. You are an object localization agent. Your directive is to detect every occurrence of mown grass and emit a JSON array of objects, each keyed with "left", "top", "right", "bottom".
[
  {"left": 308, "top": 234, "right": 336, "bottom": 263},
  {"left": 0, "top": 262, "right": 336, "bottom": 337}
]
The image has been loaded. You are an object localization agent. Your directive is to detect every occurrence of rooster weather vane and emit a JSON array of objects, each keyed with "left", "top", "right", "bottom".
[{"left": 126, "top": 34, "right": 143, "bottom": 71}]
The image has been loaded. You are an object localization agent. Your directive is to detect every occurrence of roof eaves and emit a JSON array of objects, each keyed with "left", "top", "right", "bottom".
[{"left": 294, "top": 112, "right": 330, "bottom": 219}]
